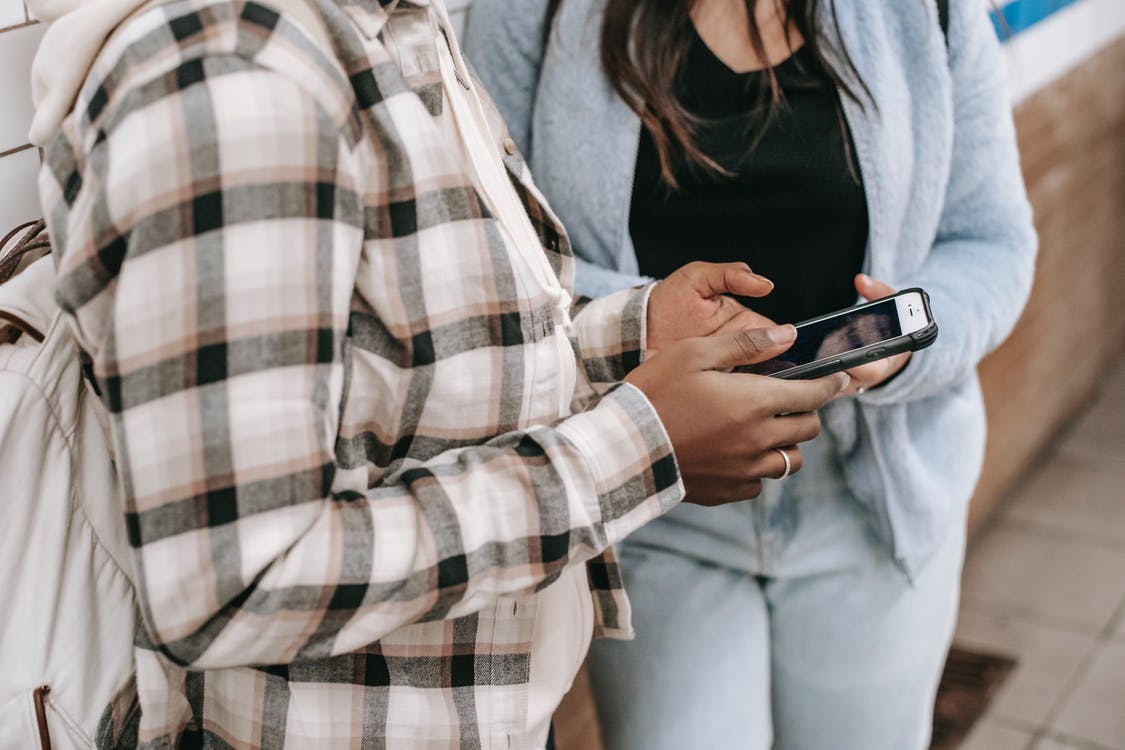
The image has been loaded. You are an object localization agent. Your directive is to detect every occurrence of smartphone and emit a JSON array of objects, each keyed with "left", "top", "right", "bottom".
[{"left": 737, "top": 288, "right": 938, "bottom": 379}]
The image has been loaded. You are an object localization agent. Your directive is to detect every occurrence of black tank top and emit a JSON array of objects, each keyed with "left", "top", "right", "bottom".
[{"left": 629, "top": 29, "right": 869, "bottom": 326}]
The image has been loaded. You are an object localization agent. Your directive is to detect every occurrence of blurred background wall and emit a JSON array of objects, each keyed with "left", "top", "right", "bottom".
[
  {"left": 967, "top": 0, "right": 1125, "bottom": 528},
  {"left": 1, "top": 0, "right": 1123, "bottom": 524},
  {"left": 0, "top": 9, "right": 42, "bottom": 235}
]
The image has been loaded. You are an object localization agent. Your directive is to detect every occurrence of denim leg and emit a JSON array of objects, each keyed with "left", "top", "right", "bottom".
[
  {"left": 764, "top": 436, "right": 966, "bottom": 750},
  {"left": 586, "top": 535, "right": 773, "bottom": 750},
  {"left": 586, "top": 430, "right": 965, "bottom": 750}
]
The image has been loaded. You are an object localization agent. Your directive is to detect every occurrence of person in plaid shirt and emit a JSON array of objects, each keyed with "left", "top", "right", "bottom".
[{"left": 29, "top": 0, "right": 848, "bottom": 746}]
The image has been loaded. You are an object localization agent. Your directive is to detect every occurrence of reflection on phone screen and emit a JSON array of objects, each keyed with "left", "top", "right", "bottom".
[{"left": 740, "top": 299, "right": 901, "bottom": 376}]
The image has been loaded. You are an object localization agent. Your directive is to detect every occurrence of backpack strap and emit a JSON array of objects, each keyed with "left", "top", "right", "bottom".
[
  {"left": 0, "top": 220, "right": 50, "bottom": 286},
  {"left": 0, "top": 220, "right": 52, "bottom": 344},
  {"left": 937, "top": 0, "right": 950, "bottom": 46}
]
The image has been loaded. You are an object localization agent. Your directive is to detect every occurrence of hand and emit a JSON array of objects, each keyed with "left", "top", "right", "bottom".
[
  {"left": 646, "top": 261, "right": 777, "bottom": 357},
  {"left": 838, "top": 274, "right": 912, "bottom": 397},
  {"left": 627, "top": 325, "right": 850, "bottom": 505}
]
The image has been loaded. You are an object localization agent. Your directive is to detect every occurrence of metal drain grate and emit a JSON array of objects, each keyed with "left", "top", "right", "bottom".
[{"left": 931, "top": 645, "right": 1018, "bottom": 750}]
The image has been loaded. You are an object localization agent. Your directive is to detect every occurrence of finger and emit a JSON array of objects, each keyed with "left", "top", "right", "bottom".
[
  {"left": 684, "top": 478, "right": 764, "bottom": 506},
  {"left": 855, "top": 273, "right": 897, "bottom": 302},
  {"left": 770, "top": 412, "right": 822, "bottom": 446},
  {"left": 842, "top": 352, "right": 910, "bottom": 395},
  {"left": 843, "top": 361, "right": 885, "bottom": 391},
  {"left": 746, "top": 445, "right": 804, "bottom": 480},
  {"left": 691, "top": 325, "right": 796, "bottom": 371},
  {"left": 737, "top": 411, "right": 820, "bottom": 455},
  {"left": 711, "top": 305, "right": 778, "bottom": 336},
  {"left": 687, "top": 261, "right": 774, "bottom": 299},
  {"left": 774, "top": 445, "right": 804, "bottom": 477},
  {"left": 736, "top": 478, "right": 769, "bottom": 502},
  {"left": 761, "top": 372, "right": 851, "bottom": 414},
  {"left": 742, "top": 480, "right": 765, "bottom": 500}
]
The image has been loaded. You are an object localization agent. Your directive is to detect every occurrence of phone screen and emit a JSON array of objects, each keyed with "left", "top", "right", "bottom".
[{"left": 741, "top": 298, "right": 902, "bottom": 376}]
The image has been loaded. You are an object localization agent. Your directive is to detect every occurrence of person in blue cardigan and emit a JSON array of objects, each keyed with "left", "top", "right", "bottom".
[{"left": 464, "top": 0, "right": 1037, "bottom": 748}]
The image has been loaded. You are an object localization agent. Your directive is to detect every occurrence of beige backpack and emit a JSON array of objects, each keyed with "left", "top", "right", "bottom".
[{"left": 0, "top": 220, "right": 139, "bottom": 750}]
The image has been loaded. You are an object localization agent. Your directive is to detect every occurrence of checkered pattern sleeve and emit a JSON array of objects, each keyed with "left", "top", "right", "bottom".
[
  {"left": 52, "top": 60, "right": 682, "bottom": 670},
  {"left": 569, "top": 283, "right": 655, "bottom": 386}
]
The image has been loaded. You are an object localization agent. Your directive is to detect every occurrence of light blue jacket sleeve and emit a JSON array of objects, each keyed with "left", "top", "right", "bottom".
[
  {"left": 462, "top": 0, "right": 550, "bottom": 157},
  {"left": 858, "top": 0, "right": 1037, "bottom": 406},
  {"left": 464, "top": 0, "right": 655, "bottom": 299}
]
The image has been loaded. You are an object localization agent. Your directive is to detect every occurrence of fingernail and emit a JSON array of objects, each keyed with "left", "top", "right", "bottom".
[
  {"left": 743, "top": 264, "right": 772, "bottom": 286},
  {"left": 767, "top": 324, "right": 796, "bottom": 344},
  {"left": 857, "top": 273, "right": 872, "bottom": 285},
  {"left": 838, "top": 374, "right": 852, "bottom": 392}
]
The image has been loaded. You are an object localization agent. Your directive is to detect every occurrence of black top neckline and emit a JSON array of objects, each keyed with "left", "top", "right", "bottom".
[
  {"left": 681, "top": 27, "right": 828, "bottom": 118},
  {"left": 688, "top": 22, "right": 807, "bottom": 80}
]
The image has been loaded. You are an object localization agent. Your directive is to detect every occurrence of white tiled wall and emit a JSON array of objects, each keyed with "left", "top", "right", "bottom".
[
  {"left": 0, "top": 145, "right": 40, "bottom": 232},
  {"left": 0, "top": 0, "right": 26, "bottom": 30},
  {"left": 0, "top": 0, "right": 40, "bottom": 234},
  {"left": 0, "top": 22, "right": 43, "bottom": 154}
]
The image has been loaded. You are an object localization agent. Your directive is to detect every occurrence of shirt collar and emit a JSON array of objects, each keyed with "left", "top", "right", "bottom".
[{"left": 337, "top": 0, "right": 432, "bottom": 39}]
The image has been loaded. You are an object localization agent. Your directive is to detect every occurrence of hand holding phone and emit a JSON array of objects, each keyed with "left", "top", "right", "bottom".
[
  {"left": 625, "top": 326, "right": 849, "bottom": 505},
  {"left": 838, "top": 275, "right": 919, "bottom": 395},
  {"left": 736, "top": 285, "right": 938, "bottom": 381}
]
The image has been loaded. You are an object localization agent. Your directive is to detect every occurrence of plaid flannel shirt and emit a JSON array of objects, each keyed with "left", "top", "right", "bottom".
[{"left": 40, "top": 0, "right": 684, "bottom": 746}]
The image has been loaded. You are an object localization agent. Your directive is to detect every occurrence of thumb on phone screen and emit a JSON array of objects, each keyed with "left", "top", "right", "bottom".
[{"left": 695, "top": 325, "right": 797, "bottom": 372}]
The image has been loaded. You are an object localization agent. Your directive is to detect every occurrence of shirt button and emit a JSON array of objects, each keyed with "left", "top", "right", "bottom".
[{"left": 502, "top": 137, "right": 518, "bottom": 155}]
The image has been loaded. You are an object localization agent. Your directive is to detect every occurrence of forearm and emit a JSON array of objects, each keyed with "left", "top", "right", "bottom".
[{"left": 143, "top": 383, "right": 679, "bottom": 669}]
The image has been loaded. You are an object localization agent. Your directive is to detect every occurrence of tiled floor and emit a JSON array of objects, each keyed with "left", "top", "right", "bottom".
[{"left": 957, "top": 356, "right": 1125, "bottom": 750}]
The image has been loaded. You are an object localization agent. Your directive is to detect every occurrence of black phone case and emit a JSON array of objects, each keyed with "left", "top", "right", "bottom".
[{"left": 773, "top": 288, "right": 939, "bottom": 380}]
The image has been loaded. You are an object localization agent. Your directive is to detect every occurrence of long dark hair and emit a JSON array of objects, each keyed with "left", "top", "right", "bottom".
[{"left": 546, "top": 0, "right": 871, "bottom": 186}]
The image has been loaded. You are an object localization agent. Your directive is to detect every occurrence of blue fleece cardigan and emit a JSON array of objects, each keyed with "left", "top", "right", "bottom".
[{"left": 463, "top": 0, "right": 1037, "bottom": 577}]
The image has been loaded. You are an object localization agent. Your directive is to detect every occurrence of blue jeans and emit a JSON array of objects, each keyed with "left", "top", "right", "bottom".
[{"left": 587, "top": 430, "right": 966, "bottom": 750}]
